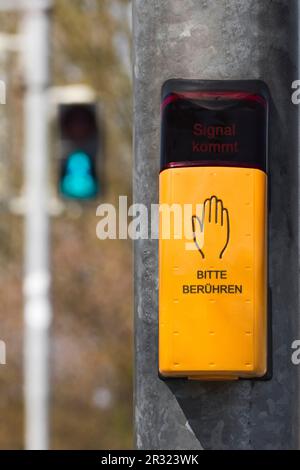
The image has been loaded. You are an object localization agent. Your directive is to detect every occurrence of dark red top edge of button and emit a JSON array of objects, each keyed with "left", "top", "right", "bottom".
[{"left": 161, "top": 91, "right": 267, "bottom": 111}]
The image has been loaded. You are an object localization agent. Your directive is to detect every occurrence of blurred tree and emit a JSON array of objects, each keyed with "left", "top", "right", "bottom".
[
  {"left": 0, "top": 9, "right": 25, "bottom": 451},
  {"left": 0, "top": 0, "right": 133, "bottom": 450},
  {"left": 51, "top": 0, "right": 133, "bottom": 450}
]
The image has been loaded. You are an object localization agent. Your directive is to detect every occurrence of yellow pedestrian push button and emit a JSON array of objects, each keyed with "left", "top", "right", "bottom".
[{"left": 159, "top": 80, "right": 269, "bottom": 381}]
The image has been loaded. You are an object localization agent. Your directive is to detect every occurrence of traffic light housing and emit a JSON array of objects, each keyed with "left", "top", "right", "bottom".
[{"left": 58, "top": 103, "right": 100, "bottom": 199}]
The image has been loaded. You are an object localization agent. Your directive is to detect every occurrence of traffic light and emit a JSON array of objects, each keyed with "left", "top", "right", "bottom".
[{"left": 58, "top": 103, "right": 100, "bottom": 199}]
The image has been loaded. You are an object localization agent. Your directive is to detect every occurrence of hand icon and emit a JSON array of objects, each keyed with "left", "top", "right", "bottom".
[{"left": 192, "top": 196, "right": 230, "bottom": 259}]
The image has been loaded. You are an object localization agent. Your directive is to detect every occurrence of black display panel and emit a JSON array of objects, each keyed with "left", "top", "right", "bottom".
[{"left": 161, "top": 89, "right": 268, "bottom": 172}]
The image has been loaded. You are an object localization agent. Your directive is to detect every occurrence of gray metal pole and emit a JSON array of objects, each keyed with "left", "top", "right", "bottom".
[
  {"left": 0, "top": 48, "right": 8, "bottom": 200},
  {"left": 22, "top": 0, "right": 52, "bottom": 450},
  {"left": 133, "top": 0, "right": 299, "bottom": 450}
]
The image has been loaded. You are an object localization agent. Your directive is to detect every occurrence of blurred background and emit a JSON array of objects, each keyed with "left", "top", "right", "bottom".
[{"left": 0, "top": 0, "right": 133, "bottom": 449}]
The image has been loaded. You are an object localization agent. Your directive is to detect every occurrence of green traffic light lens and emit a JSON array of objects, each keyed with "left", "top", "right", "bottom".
[{"left": 60, "top": 151, "right": 98, "bottom": 199}]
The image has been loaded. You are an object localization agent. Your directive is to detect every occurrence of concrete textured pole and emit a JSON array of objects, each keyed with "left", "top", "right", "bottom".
[
  {"left": 22, "top": 0, "right": 52, "bottom": 450},
  {"left": 133, "top": 0, "right": 299, "bottom": 450}
]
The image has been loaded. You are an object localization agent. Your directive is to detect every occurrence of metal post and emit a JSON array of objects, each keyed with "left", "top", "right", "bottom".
[
  {"left": 22, "top": 0, "right": 52, "bottom": 450},
  {"left": 0, "top": 46, "right": 8, "bottom": 200},
  {"left": 133, "top": 0, "right": 299, "bottom": 450}
]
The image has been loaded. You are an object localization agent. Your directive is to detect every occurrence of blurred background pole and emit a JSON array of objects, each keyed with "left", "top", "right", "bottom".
[
  {"left": 133, "top": 0, "right": 300, "bottom": 449},
  {"left": 22, "top": 0, "right": 52, "bottom": 450}
]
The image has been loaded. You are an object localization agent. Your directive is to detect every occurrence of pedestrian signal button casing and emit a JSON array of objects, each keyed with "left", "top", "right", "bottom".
[{"left": 159, "top": 80, "right": 269, "bottom": 380}]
